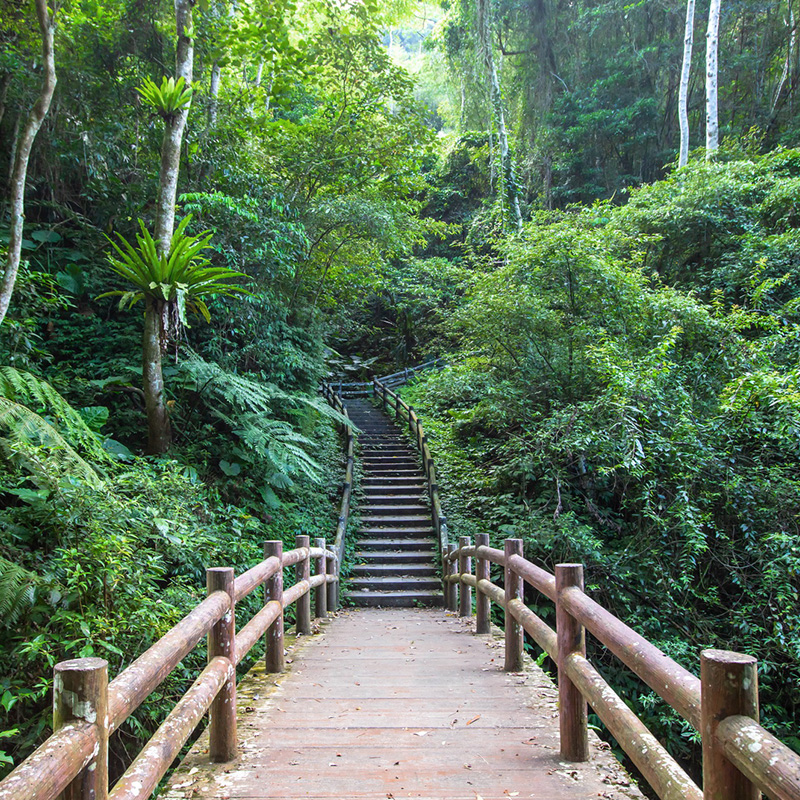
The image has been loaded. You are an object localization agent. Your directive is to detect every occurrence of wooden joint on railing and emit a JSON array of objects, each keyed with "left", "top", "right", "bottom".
[
  {"left": 556, "top": 563, "right": 588, "bottom": 762},
  {"left": 445, "top": 544, "right": 458, "bottom": 612},
  {"left": 475, "top": 534, "right": 490, "bottom": 634},
  {"left": 326, "top": 551, "right": 338, "bottom": 612},
  {"left": 504, "top": 539, "right": 524, "bottom": 672},
  {"left": 458, "top": 536, "right": 472, "bottom": 618},
  {"left": 314, "top": 538, "right": 328, "bottom": 620},
  {"left": 54, "top": 657, "right": 109, "bottom": 800},
  {"left": 264, "top": 541, "right": 285, "bottom": 673},
  {"left": 295, "top": 535, "right": 312, "bottom": 635},
  {"left": 701, "top": 649, "right": 759, "bottom": 800},
  {"left": 207, "top": 567, "right": 237, "bottom": 762}
]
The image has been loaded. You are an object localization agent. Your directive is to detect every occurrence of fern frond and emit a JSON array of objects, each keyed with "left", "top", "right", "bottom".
[
  {"left": 0, "top": 369, "right": 110, "bottom": 463},
  {"left": 0, "top": 399, "right": 103, "bottom": 487},
  {"left": 0, "top": 556, "right": 37, "bottom": 628}
]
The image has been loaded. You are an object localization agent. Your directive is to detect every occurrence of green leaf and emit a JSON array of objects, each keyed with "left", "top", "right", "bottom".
[
  {"left": 30, "top": 229, "right": 62, "bottom": 243},
  {"left": 219, "top": 459, "right": 242, "bottom": 476}
]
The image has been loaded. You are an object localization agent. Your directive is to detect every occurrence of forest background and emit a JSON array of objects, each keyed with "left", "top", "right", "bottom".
[{"left": 0, "top": 0, "right": 799, "bottom": 792}]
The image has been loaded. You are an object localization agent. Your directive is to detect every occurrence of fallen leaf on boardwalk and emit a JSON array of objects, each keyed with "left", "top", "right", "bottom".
[
  {"left": 466, "top": 715, "right": 481, "bottom": 725},
  {"left": 503, "top": 792, "right": 520, "bottom": 797},
  {"left": 413, "top": 730, "right": 428, "bottom": 736}
]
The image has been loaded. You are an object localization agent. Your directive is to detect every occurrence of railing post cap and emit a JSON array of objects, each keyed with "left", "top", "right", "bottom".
[
  {"left": 555, "top": 562, "right": 584, "bottom": 570},
  {"left": 207, "top": 566, "right": 234, "bottom": 575},
  {"left": 701, "top": 649, "right": 757, "bottom": 666},
  {"left": 54, "top": 656, "right": 108, "bottom": 673}
]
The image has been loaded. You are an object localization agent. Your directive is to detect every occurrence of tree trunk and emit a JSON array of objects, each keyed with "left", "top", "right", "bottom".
[
  {"left": 208, "top": 61, "right": 221, "bottom": 128},
  {"left": 679, "top": 0, "right": 696, "bottom": 167},
  {"left": 143, "top": 299, "right": 172, "bottom": 455},
  {"left": 705, "top": 0, "right": 721, "bottom": 158},
  {"left": 153, "top": 0, "right": 194, "bottom": 257},
  {"left": 147, "top": 0, "right": 194, "bottom": 454},
  {"left": 0, "top": 72, "right": 10, "bottom": 131},
  {"left": 0, "top": 0, "right": 56, "bottom": 327},
  {"left": 476, "top": 0, "right": 522, "bottom": 231}
]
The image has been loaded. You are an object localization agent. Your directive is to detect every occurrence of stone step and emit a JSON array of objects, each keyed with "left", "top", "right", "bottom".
[
  {"left": 363, "top": 476, "right": 426, "bottom": 485},
  {"left": 364, "top": 469, "right": 424, "bottom": 478},
  {"left": 351, "top": 564, "right": 437, "bottom": 578},
  {"left": 357, "top": 539, "right": 436, "bottom": 551},
  {"left": 354, "top": 550, "right": 435, "bottom": 563},
  {"left": 361, "top": 504, "right": 429, "bottom": 515},
  {"left": 349, "top": 575, "right": 441, "bottom": 591},
  {"left": 360, "top": 515, "right": 432, "bottom": 527},
  {"left": 362, "top": 493, "right": 428, "bottom": 503},
  {"left": 347, "top": 589, "right": 443, "bottom": 608}
]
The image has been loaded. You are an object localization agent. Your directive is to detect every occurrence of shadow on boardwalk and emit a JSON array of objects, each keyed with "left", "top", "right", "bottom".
[{"left": 163, "top": 608, "right": 644, "bottom": 800}]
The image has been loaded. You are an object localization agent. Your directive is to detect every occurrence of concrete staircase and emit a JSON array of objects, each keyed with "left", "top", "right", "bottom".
[{"left": 343, "top": 398, "right": 442, "bottom": 607}]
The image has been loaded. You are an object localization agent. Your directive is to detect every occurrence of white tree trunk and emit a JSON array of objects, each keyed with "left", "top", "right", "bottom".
[
  {"left": 154, "top": 0, "right": 194, "bottom": 257},
  {"left": 476, "top": 0, "right": 522, "bottom": 231},
  {"left": 679, "top": 0, "right": 695, "bottom": 167},
  {"left": 0, "top": 0, "right": 56, "bottom": 327},
  {"left": 208, "top": 61, "right": 221, "bottom": 128},
  {"left": 705, "top": 0, "right": 721, "bottom": 158}
]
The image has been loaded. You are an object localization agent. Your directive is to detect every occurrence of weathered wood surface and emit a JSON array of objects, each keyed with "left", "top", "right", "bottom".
[{"left": 163, "top": 608, "right": 643, "bottom": 800}]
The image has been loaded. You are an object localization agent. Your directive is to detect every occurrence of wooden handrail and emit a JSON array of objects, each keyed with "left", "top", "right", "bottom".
[
  {"left": 446, "top": 537, "right": 800, "bottom": 800},
  {"left": 0, "top": 538, "right": 340, "bottom": 800},
  {"left": 321, "top": 383, "right": 354, "bottom": 595},
  {"left": 372, "top": 377, "right": 449, "bottom": 558}
]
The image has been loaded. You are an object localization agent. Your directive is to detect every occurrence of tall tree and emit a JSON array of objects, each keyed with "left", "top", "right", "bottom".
[
  {"left": 145, "top": 0, "right": 195, "bottom": 454},
  {"left": 705, "top": 0, "right": 721, "bottom": 158},
  {"left": 678, "top": 0, "right": 695, "bottom": 167},
  {"left": 476, "top": 0, "right": 522, "bottom": 230},
  {"left": 0, "top": 0, "right": 56, "bottom": 326}
]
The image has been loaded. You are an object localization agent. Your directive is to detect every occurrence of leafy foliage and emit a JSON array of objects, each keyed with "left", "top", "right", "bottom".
[{"left": 137, "top": 76, "right": 193, "bottom": 119}]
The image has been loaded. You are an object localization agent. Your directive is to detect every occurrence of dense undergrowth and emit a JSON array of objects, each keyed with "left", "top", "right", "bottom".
[{"left": 397, "top": 146, "right": 800, "bottom": 766}]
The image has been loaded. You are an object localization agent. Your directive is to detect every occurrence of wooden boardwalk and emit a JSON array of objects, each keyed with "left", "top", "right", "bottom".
[{"left": 163, "top": 608, "right": 643, "bottom": 800}]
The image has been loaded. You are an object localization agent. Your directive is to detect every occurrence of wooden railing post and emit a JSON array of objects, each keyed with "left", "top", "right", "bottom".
[
  {"left": 701, "top": 650, "right": 759, "bottom": 800},
  {"left": 326, "top": 550, "right": 338, "bottom": 612},
  {"left": 475, "top": 533, "right": 490, "bottom": 634},
  {"left": 314, "top": 537, "right": 328, "bottom": 619},
  {"left": 445, "top": 544, "right": 458, "bottom": 612},
  {"left": 295, "top": 535, "right": 312, "bottom": 635},
  {"left": 458, "top": 535, "right": 472, "bottom": 618},
  {"left": 504, "top": 539, "right": 524, "bottom": 672},
  {"left": 264, "top": 540, "right": 284, "bottom": 673},
  {"left": 207, "top": 567, "right": 236, "bottom": 762},
  {"left": 54, "top": 657, "right": 108, "bottom": 800},
  {"left": 556, "top": 563, "right": 588, "bottom": 762}
]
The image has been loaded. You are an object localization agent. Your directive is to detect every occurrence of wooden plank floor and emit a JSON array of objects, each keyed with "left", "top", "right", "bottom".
[{"left": 163, "top": 609, "right": 644, "bottom": 800}]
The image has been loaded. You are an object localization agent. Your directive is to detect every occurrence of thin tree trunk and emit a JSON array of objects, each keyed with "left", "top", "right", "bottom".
[
  {"left": 0, "top": 0, "right": 56, "bottom": 327},
  {"left": 153, "top": 0, "right": 194, "bottom": 256},
  {"left": 147, "top": 0, "right": 194, "bottom": 454},
  {"left": 679, "top": 0, "right": 696, "bottom": 167},
  {"left": 0, "top": 72, "right": 10, "bottom": 131},
  {"left": 476, "top": 0, "right": 522, "bottom": 231},
  {"left": 705, "top": 0, "right": 721, "bottom": 158},
  {"left": 772, "top": 7, "right": 794, "bottom": 115},
  {"left": 208, "top": 61, "right": 221, "bottom": 128}
]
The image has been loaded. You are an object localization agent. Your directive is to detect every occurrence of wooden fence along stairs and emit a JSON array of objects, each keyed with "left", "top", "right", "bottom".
[{"left": 1, "top": 363, "right": 799, "bottom": 800}]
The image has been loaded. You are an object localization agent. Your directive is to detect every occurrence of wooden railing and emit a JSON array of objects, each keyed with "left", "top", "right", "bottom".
[
  {"left": 0, "top": 538, "right": 338, "bottom": 800},
  {"left": 372, "top": 377, "right": 448, "bottom": 558},
  {"left": 321, "top": 382, "right": 355, "bottom": 582},
  {"left": 331, "top": 358, "right": 445, "bottom": 398},
  {"left": 444, "top": 536, "right": 800, "bottom": 800}
]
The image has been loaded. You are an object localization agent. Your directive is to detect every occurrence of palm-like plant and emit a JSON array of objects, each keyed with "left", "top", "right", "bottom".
[{"left": 102, "top": 215, "right": 250, "bottom": 453}]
